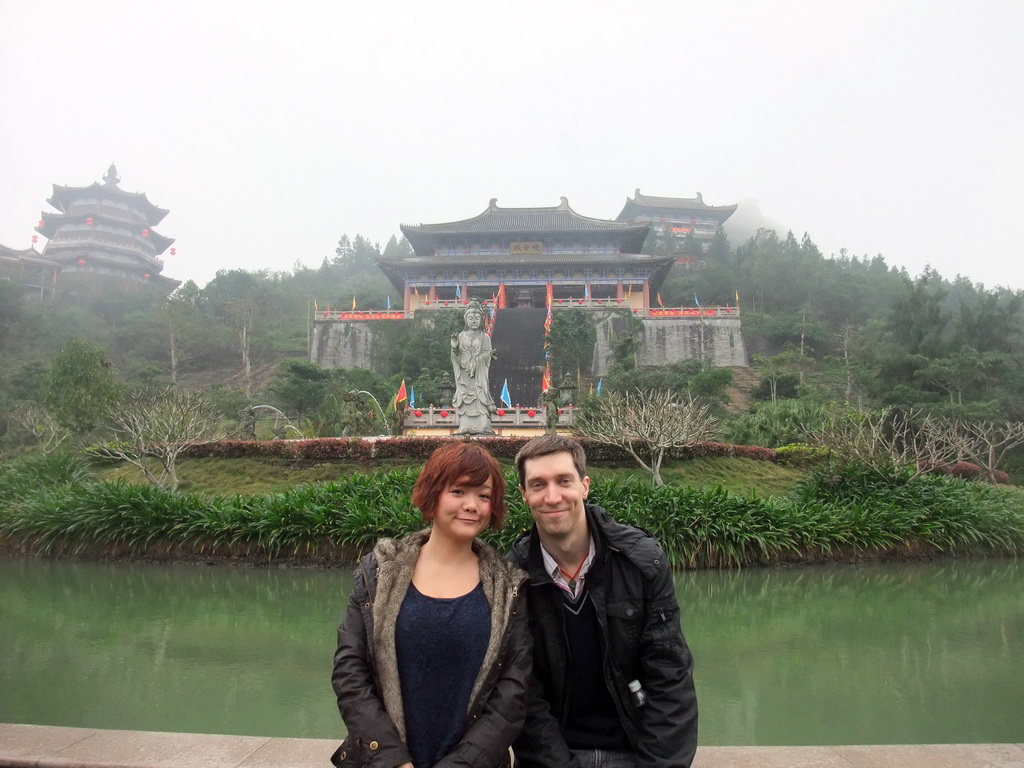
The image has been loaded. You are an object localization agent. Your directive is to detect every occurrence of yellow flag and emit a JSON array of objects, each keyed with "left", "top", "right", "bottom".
[{"left": 352, "top": 296, "right": 357, "bottom": 310}]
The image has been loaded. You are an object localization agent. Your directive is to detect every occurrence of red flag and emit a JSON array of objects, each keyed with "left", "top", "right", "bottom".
[{"left": 391, "top": 380, "right": 407, "bottom": 409}]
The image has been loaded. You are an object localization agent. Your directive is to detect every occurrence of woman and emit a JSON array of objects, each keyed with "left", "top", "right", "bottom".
[
  {"left": 331, "top": 442, "right": 530, "bottom": 768},
  {"left": 451, "top": 299, "right": 497, "bottom": 435}
]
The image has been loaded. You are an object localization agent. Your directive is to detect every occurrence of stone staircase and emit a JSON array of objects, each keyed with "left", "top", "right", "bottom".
[{"left": 489, "top": 308, "right": 547, "bottom": 407}]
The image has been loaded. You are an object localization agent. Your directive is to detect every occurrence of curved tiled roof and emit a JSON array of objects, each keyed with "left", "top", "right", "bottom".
[
  {"left": 617, "top": 189, "right": 737, "bottom": 223},
  {"left": 402, "top": 198, "right": 650, "bottom": 252},
  {"left": 46, "top": 182, "right": 170, "bottom": 225}
]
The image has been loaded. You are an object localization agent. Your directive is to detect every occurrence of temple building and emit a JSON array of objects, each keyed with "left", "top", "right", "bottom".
[
  {"left": 312, "top": 196, "right": 747, "bottom": 411},
  {"left": 33, "top": 164, "right": 179, "bottom": 290},
  {"left": 378, "top": 197, "right": 675, "bottom": 312},
  {"left": 617, "top": 189, "right": 737, "bottom": 262},
  {"left": 0, "top": 244, "right": 60, "bottom": 298}
]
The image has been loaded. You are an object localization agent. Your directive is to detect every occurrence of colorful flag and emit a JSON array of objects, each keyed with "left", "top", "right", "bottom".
[
  {"left": 409, "top": 384, "right": 416, "bottom": 408},
  {"left": 584, "top": 283, "right": 590, "bottom": 299},
  {"left": 391, "top": 380, "right": 407, "bottom": 409},
  {"left": 544, "top": 305, "right": 552, "bottom": 334},
  {"left": 498, "top": 282, "right": 506, "bottom": 308},
  {"left": 541, "top": 364, "right": 552, "bottom": 392},
  {"left": 500, "top": 379, "right": 512, "bottom": 408},
  {"left": 386, "top": 295, "right": 391, "bottom": 310},
  {"left": 352, "top": 296, "right": 357, "bottom": 310},
  {"left": 735, "top": 289, "right": 740, "bottom": 305},
  {"left": 596, "top": 378, "right": 603, "bottom": 396},
  {"left": 694, "top": 293, "right": 700, "bottom": 307},
  {"left": 455, "top": 284, "right": 462, "bottom": 301},
  {"left": 657, "top": 293, "right": 664, "bottom": 307},
  {"left": 313, "top": 299, "right": 318, "bottom": 312},
  {"left": 546, "top": 283, "right": 553, "bottom": 308}
]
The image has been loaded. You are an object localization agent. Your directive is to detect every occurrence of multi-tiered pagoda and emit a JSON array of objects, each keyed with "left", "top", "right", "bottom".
[
  {"left": 34, "top": 164, "right": 179, "bottom": 289},
  {"left": 617, "top": 189, "right": 736, "bottom": 261},
  {"left": 381, "top": 197, "right": 676, "bottom": 312}
]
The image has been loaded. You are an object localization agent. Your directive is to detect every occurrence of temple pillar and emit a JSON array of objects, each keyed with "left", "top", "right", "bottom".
[
  {"left": 404, "top": 285, "right": 412, "bottom": 311},
  {"left": 429, "top": 285, "right": 437, "bottom": 302},
  {"left": 642, "top": 282, "right": 650, "bottom": 309},
  {"left": 617, "top": 283, "right": 624, "bottom": 300}
]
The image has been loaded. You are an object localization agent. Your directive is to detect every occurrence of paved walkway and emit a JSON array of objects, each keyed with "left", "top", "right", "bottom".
[{"left": 2, "top": 724, "right": 1022, "bottom": 767}]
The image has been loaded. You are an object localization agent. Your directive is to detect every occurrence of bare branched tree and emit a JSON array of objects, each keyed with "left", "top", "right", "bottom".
[
  {"left": 100, "top": 388, "right": 226, "bottom": 491},
  {"left": 944, "top": 420, "right": 1024, "bottom": 483},
  {"left": 14, "top": 404, "right": 72, "bottom": 454},
  {"left": 806, "top": 408, "right": 961, "bottom": 478},
  {"left": 574, "top": 390, "right": 719, "bottom": 486}
]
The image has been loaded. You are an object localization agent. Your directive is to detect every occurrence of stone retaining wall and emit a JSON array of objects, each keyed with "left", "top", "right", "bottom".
[{"left": 3, "top": 724, "right": 1022, "bottom": 768}]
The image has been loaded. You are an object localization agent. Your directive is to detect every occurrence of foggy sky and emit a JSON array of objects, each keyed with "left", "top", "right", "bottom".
[{"left": 2, "top": 0, "right": 1022, "bottom": 292}]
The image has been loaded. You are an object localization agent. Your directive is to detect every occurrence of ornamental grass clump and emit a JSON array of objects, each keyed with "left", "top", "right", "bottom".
[{"left": 792, "top": 461, "right": 1024, "bottom": 555}]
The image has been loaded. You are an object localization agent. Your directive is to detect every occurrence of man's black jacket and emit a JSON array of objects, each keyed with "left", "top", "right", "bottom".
[{"left": 507, "top": 504, "right": 698, "bottom": 768}]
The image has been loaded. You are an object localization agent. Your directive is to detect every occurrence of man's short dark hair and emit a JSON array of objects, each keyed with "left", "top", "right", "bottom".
[{"left": 514, "top": 435, "right": 588, "bottom": 488}]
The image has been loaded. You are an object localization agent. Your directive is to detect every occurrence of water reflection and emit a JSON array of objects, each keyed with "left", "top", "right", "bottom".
[
  {"left": 0, "top": 559, "right": 352, "bottom": 739},
  {"left": 676, "top": 560, "right": 1024, "bottom": 745},
  {"left": 1, "top": 558, "right": 1021, "bottom": 745}
]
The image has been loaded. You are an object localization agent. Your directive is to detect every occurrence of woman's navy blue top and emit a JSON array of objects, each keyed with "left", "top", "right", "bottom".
[{"left": 395, "top": 581, "right": 490, "bottom": 768}]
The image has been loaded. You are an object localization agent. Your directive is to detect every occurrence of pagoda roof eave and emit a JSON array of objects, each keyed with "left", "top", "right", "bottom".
[
  {"left": 36, "top": 212, "right": 174, "bottom": 252},
  {"left": 47, "top": 183, "right": 171, "bottom": 224}
]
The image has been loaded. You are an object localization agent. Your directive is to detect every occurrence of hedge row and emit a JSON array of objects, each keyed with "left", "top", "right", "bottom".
[{"left": 180, "top": 436, "right": 781, "bottom": 464}]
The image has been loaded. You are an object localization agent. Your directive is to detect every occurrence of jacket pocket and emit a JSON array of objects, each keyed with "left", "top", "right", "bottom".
[{"left": 605, "top": 597, "right": 644, "bottom": 649}]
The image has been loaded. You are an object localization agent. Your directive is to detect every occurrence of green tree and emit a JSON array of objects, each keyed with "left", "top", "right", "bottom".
[
  {"left": 41, "top": 340, "right": 123, "bottom": 435},
  {"left": 547, "top": 310, "right": 597, "bottom": 381}
]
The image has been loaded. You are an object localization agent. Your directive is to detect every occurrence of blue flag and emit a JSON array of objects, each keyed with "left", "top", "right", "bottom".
[
  {"left": 455, "top": 284, "right": 462, "bottom": 300},
  {"left": 386, "top": 295, "right": 391, "bottom": 310},
  {"left": 500, "top": 379, "right": 512, "bottom": 408},
  {"left": 409, "top": 384, "right": 416, "bottom": 408},
  {"left": 596, "top": 378, "right": 603, "bottom": 396},
  {"left": 694, "top": 293, "right": 700, "bottom": 307}
]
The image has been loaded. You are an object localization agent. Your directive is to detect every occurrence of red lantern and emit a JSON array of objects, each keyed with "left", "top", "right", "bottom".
[
  {"left": 440, "top": 410, "right": 449, "bottom": 418},
  {"left": 31, "top": 235, "right": 38, "bottom": 243},
  {"left": 77, "top": 259, "right": 86, "bottom": 265},
  {"left": 170, "top": 247, "right": 176, "bottom": 255},
  {"left": 37, "top": 219, "right": 45, "bottom": 228},
  {"left": 143, "top": 274, "right": 151, "bottom": 279},
  {"left": 497, "top": 409, "right": 505, "bottom": 416},
  {"left": 142, "top": 229, "right": 149, "bottom": 238},
  {"left": 86, "top": 217, "right": 94, "bottom": 226},
  {"left": 558, "top": 409, "right": 563, "bottom": 415},
  {"left": 413, "top": 410, "right": 423, "bottom": 417},
  {"left": 527, "top": 409, "right": 537, "bottom": 417}
]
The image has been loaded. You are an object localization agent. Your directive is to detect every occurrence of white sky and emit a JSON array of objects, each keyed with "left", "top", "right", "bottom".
[{"left": 2, "top": 0, "right": 1023, "bottom": 291}]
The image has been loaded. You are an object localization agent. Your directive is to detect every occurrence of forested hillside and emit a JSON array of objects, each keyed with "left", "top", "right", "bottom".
[{"left": 2, "top": 226, "right": 1022, "bottom": 450}]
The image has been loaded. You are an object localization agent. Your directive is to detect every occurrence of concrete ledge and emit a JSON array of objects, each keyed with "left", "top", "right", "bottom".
[{"left": 2, "top": 724, "right": 1023, "bottom": 768}]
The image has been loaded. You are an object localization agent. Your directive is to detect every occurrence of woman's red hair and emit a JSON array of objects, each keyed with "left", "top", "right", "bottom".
[{"left": 412, "top": 442, "right": 507, "bottom": 529}]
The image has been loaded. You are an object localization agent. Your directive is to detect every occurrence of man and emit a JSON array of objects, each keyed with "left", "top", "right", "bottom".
[{"left": 508, "top": 435, "right": 697, "bottom": 768}]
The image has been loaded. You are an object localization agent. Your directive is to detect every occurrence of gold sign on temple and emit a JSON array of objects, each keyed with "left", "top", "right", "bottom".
[{"left": 510, "top": 241, "right": 543, "bottom": 255}]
